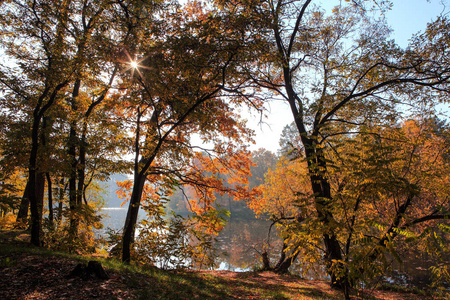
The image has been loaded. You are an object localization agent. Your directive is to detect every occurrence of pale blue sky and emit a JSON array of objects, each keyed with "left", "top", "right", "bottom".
[
  {"left": 387, "top": 0, "right": 448, "bottom": 47},
  {"left": 251, "top": 0, "right": 449, "bottom": 153}
]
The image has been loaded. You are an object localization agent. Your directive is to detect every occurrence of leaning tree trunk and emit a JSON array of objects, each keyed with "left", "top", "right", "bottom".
[
  {"left": 274, "top": 242, "right": 301, "bottom": 274},
  {"left": 122, "top": 108, "right": 149, "bottom": 263},
  {"left": 122, "top": 172, "right": 146, "bottom": 263},
  {"left": 286, "top": 88, "right": 347, "bottom": 289}
]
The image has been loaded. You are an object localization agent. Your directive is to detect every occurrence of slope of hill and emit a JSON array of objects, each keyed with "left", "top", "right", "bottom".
[{"left": 0, "top": 229, "right": 443, "bottom": 300}]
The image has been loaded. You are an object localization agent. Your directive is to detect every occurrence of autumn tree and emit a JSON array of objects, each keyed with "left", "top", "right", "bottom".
[
  {"left": 59, "top": 0, "right": 159, "bottom": 241},
  {"left": 117, "top": 0, "right": 263, "bottom": 263},
  {"left": 0, "top": 0, "right": 76, "bottom": 245},
  {"left": 242, "top": 0, "right": 450, "bottom": 293},
  {"left": 256, "top": 118, "right": 450, "bottom": 287},
  {"left": 332, "top": 118, "right": 450, "bottom": 287},
  {"left": 248, "top": 155, "right": 315, "bottom": 274},
  {"left": 0, "top": 0, "right": 156, "bottom": 246}
]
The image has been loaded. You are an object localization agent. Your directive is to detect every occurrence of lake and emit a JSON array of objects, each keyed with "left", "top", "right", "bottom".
[
  {"left": 98, "top": 206, "right": 277, "bottom": 271},
  {"left": 100, "top": 207, "right": 129, "bottom": 231}
]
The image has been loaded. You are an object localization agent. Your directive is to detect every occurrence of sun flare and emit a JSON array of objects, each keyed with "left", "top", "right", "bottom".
[{"left": 130, "top": 60, "right": 139, "bottom": 69}]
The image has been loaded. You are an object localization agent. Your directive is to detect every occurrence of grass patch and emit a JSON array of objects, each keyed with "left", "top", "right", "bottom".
[{"left": 377, "top": 282, "right": 428, "bottom": 296}]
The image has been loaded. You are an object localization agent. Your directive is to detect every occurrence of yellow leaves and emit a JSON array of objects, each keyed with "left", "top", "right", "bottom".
[{"left": 248, "top": 157, "right": 312, "bottom": 218}]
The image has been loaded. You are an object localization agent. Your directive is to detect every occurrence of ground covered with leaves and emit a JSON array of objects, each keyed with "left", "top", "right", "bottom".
[{"left": 0, "top": 230, "right": 444, "bottom": 300}]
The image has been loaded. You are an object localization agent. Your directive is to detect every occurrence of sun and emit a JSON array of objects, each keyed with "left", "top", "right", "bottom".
[
  {"left": 130, "top": 60, "right": 139, "bottom": 69},
  {"left": 122, "top": 54, "right": 149, "bottom": 78}
]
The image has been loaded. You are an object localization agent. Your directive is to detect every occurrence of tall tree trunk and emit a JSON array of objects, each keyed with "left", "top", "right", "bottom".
[
  {"left": 284, "top": 75, "right": 347, "bottom": 289},
  {"left": 271, "top": 0, "right": 347, "bottom": 289},
  {"left": 77, "top": 144, "right": 87, "bottom": 206},
  {"left": 68, "top": 79, "right": 81, "bottom": 238},
  {"left": 38, "top": 116, "right": 52, "bottom": 226},
  {"left": 46, "top": 173, "right": 53, "bottom": 226},
  {"left": 16, "top": 181, "right": 30, "bottom": 226},
  {"left": 25, "top": 0, "right": 70, "bottom": 247},
  {"left": 29, "top": 114, "right": 42, "bottom": 246},
  {"left": 303, "top": 141, "right": 347, "bottom": 290},
  {"left": 56, "top": 177, "right": 65, "bottom": 223},
  {"left": 281, "top": 58, "right": 347, "bottom": 288},
  {"left": 122, "top": 108, "right": 146, "bottom": 263},
  {"left": 36, "top": 172, "right": 45, "bottom": 221}
]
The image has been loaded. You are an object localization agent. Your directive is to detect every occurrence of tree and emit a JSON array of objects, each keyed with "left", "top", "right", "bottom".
[
  {"left": 1, "top": 0, "right": 75, "bottom": 245},
  {"left": 278, "top": 122, "right": 301, "bottom": 159},
  {"left": 249, "top": 148, "right": 277, "bottom": 189},
  {"left": 0, "top": 0, "right": 149, "bottom": 246},
  {"left": 248, "top": 156, "right": 316, "bottom": 274},
  {"left": 330, "top": 118, "right": 450, "bottom": 287},
  {"left": 117, "top": 0, "right": 263, "bottom": 263},
  {"left": 245, "top": 0, "right": 450, "bottom": 293},
  {"left": 256, "top": 117, "right": 450, "bottom": 288},
  {"left": 58, "top": 0, "right": 144, "bottom": 240}
]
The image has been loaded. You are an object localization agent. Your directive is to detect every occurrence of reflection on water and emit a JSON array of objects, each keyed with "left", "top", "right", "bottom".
[
  {"left": 98, "top": 207, "right": 448, "bottom": 290},
  {"left": 216, "top": 218, "right": 282, "bottom": 272},
  {"left": 98, "top": 207, "right": 281, "bottom": 272}
]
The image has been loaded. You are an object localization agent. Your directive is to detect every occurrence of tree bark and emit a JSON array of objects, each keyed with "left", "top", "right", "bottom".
[
  {"left": 269, "top": 0, "right": 348, "bottom": 289},
  {"left": 261, "top": 251, "right": 271, "bottom": 270},
  {"left": 303, "top": 140, "right": 347, "bottom": 290},
  {"left": 29, "top": 103, "right": 44, "bottom": 246},
  {"left": 36, "top": 172, "right": 45, "bottom": 221},
  {"left": 121, "top": 173, "right": 146, "bottom": 263},
  {"left": 46, "top": 172, "right": 53, "bottom": 225},
  {"left": 56, "top": 177, "right": 65, "bottom": 223},
  {"left": 68, "top": 78, "right": 81, "bottom": 239},
  {"left": 273, "top": 242, "right": 300, "bottom": 274},
  {"left": 16, "top": 180, "right": 30, "bottom": 226},
  {"left": 14, "top": 174, "right": 43, "bottom": 226},
  {"left": 283, "top": 76, "right": 347, "bottom": 289}
]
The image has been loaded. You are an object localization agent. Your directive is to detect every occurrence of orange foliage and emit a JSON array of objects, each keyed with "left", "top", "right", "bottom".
[
  {"left": 115, "top": 180, "right": 133, "bottom": 207},
  {"left": 248, "top": 157, "right": 313, "bottom": 219}
]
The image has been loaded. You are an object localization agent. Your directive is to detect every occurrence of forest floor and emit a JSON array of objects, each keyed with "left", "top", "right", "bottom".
[{"left": 0, "top": 229, "right": 447, "bottom": 300}]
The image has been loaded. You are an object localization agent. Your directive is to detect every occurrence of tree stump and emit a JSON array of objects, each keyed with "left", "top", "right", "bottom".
[{"left": 68, "top": 261, "right": 109, "bottom": 280}]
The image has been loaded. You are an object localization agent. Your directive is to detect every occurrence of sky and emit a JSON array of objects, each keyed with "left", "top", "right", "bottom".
[{"left": 248, "top": 0, "right": 450, "bottom": 154}]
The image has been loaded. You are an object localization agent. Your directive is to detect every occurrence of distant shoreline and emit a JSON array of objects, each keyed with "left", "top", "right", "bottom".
[{"left": 101, "top": 207, "right": 127, "bottom": 210}]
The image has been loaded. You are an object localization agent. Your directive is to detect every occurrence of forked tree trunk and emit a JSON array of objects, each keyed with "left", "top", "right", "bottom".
[
  {"left": 273, "top": 242, "right": 301, "bottom": 274},
  {"left": 29, "top": 111, "right": 43, "bottom": 246},
  {"left": 15, "top": 174, "right": 44, "bottom": 227}
]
